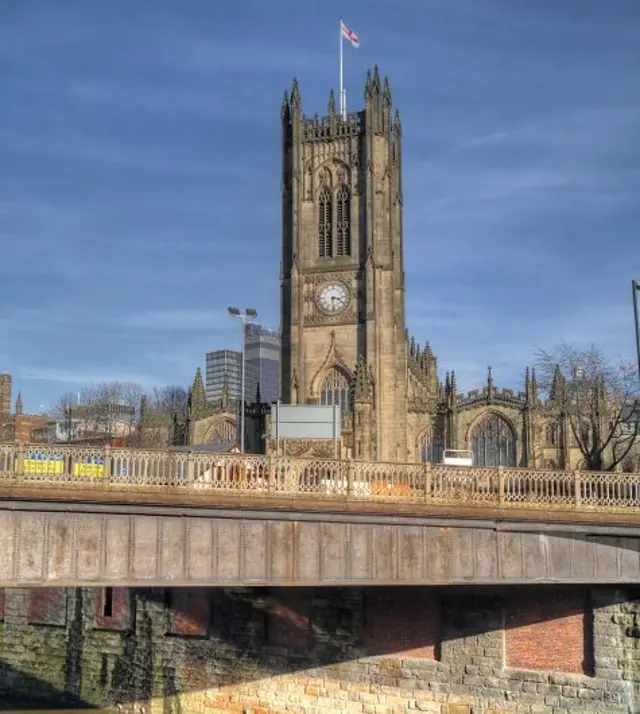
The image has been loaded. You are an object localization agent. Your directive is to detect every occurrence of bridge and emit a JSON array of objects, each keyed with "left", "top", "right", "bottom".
[{"left": 0, "top": 442, "right": 639, "bottom": 587}]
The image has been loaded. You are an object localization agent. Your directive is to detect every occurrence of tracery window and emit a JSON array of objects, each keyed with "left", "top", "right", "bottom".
[
  {"left": 318, "top": 187, "right": 333, "bottom": 258},
  {"left": 419, "top": 427, "right": 444, "bottom": 464},
  {"left": 213, "top": 419, "right": 236, "bottom": 446},
  {"left": 545, "top": 423, "right": 558, "bottom": 446},
  {"left": 470, "top": 413, "right": 516, "bottom": 467},
  {"left": 335, "top": 184, "right": 351, "bottom": 256},
  {"left": 320, "top": 368, "right": 350, "bottom": 413}
]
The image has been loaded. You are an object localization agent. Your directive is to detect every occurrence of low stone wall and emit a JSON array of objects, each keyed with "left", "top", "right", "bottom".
[{"left": 0, "top": 585, "right": 638, "bottom": 713}]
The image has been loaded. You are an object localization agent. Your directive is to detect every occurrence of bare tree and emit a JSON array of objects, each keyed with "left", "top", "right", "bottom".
[
  {"left": 535, "top": 343, "right": 639, "bottom": 471},
  {"left": 51, "top": 391, "right": 80, "bottom": 442},
  {"left": 50, "top": 381, "right": 190, "bottom": 447},
  {"left": 50, "top": 381, "right": 142, "bottom": 443},
  {"left": 138, "top": 385, "right": 190, "bottom": 448},
  {"left": 86, "top": 381, "right": 142, "bottom": 439}
]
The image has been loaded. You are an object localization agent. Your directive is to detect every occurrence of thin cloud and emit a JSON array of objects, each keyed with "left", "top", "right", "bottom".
[
  {"left": 117, "top": 310, "right": 235, "bottom": 331},
  {"left": 17, "top": 366, "right": 161, "bottom": 388},
  {"left": 0, "top": 129, "right": 235, "bottom": 176},
  {"left": 2, "top": 1, "right": 639, "bottom": 412}
]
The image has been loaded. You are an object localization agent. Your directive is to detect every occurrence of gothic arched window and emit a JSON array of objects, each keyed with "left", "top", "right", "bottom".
[
  {"left": 335, "top": 184, "right": 351, "bottom": 256},
  {"left": 320, "top": 368, "right": 350, "bottom": 413},
  {"left": 419, "top": 427, "right": 444, "bottom": 464},
  {"left": 213, "top": 419, "right": 236, "bottom": 446},
  {"left": 545, "top": 423, "right": 558, "bottom": 446},
  {"left": 470, "top": 413, "right": 516, "bottom": 467},
  {"left": 318, "top": 187, "right": 333, "bottom": 258}
]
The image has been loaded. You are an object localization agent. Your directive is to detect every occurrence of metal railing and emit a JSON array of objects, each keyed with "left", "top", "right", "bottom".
[{"left": 0, "top": 442, "right": 639, "bottom": 513}]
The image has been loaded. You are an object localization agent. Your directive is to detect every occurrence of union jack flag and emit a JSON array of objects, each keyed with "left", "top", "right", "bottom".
[{"left": 341, "top": 20, "right": 360, "bottom": 49}]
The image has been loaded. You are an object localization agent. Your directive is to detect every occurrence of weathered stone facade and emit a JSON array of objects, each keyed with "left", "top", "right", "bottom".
[
  {"left": 0, "top": 586, "right": 638, "bottom": 713},
  {"left": 275, "top": 70, "right": 639, "bottom": 470},
  {"left": 279, "top": 70, "right": 407, "bottom": 464}
]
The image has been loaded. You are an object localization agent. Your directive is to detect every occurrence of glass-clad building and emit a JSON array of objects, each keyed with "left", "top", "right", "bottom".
[
  {"left": 244, "top": 323, "right": 280, "bottom": 404},
  {"left": 205, "top": 349, "right": 241, "bottom": 403}
]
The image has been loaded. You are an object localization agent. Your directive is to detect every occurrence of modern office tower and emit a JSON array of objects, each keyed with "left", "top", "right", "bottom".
[
  {"left": 205, "top": 349, "right": 241, "bottom": 403},
  {"left": 244, "top": 323, "right": 280, "bottom": 404}
]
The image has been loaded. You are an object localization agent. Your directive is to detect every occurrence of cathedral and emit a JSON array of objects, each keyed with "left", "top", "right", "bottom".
[{"left": 189, "top": 67, "right": 636, "bottom": 471}]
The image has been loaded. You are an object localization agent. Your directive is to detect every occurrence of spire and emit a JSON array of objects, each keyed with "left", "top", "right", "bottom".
[
  {"left": 328, "top": 89, "right": 336, "bottom": 115},
  {"left": 393, "top": 109, "right": 402, "bottom": 136},
  {"left": 372, "top": 65, "right": 381, "bottom": 93},
  {"left": 221, "top": 375, "right": 230, "bottom": 410},
  {"left": 255, "top": 381, "right": 262, "bottom": 404},
  {"left": 450, "top": 370, "right": 457, "bottom": 394},
  {"left": 423, "top": 341, "right": 434, "bottom": 359},
  {"left": 15, "top": 391, "right": 23, "bottom": 416},
  {"left": 353, "top": 355, "right": 373, "bottom": 403},
  {"left": 364, "top": 69, "right": 373, "bottom": 99},
  {"left": 410, "top": 336, "right": 416, "bottom": 357},
  {"left": 290, "top": 77, "right": 301, "bottom": 109},
  {"left": 487, "top": 366, "right": 494, "bottom": 402},
  {"left": 530, "top": 367, "right": 538, "bottom": 404},
  {"left": 191, "top": 367, "right": 207, "bottom": 417},
  {"left": 281, "top": 89, "right": 290, "bottom": 120},
  {"left": 382, "top": 75, "right": 392, "bottom": 106},
  {"left": 550, "top": 364, "right": 564, "bottom": 402}
]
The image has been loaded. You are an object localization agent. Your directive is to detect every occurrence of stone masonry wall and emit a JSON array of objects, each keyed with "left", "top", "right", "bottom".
[{"left": 0, "top": 586, "right": 638, "bottom": 714}]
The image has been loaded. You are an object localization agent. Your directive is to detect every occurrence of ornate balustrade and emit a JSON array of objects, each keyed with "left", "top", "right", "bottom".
[{"left": 0, "top": 442, "right": 639, "bottom": 513}]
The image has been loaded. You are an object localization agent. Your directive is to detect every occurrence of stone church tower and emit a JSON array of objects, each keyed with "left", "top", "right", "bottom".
[{"left": 279, "top": 68, "right": 408, "bottom": 462}]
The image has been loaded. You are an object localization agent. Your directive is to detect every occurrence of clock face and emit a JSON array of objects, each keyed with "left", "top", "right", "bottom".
[{"left": 318, "top": 283, "right": 349, "bottom": 314}]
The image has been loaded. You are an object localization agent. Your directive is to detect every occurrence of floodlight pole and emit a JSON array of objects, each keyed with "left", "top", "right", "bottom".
[
  {"left": 633, "top": 280, "right": 640, "bottom": 381},
  {"left": 228, "top": 307, "right": 258, "bottom": 453}
]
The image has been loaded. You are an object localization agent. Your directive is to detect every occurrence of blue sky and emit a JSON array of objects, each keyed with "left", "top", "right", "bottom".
[{"left": 1, "top": 1, "right": 639, "bottom": 413}]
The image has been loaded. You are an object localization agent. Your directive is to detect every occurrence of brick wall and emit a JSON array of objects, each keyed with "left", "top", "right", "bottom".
[
  {"left": 0, "top": 586, "right": 638, "bottom": 714},
  {"left": 27, "top": 587, "right": 67, "bottom": 626},
  {"left": 93, "top": 587, "right": 132, "bottom": 631},
  {"left": 364, "top": 586, "right": 440, "bottom": 659},
  {"left": 265, "top": 587, "right": 313, "bottom": 649},
  {"left": 0, "top": 373, "right": 11, "bottom": 417},
  {"left": 505, "top": 586, "right": 591, "bottom": 674},
  {"left": 169, "top": 587, "right": 210, "bottom": 636}
]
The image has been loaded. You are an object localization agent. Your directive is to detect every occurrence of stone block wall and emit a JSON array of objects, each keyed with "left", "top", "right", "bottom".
[{"left": 0, "top": 585, "right": 638, "bottom": 713}]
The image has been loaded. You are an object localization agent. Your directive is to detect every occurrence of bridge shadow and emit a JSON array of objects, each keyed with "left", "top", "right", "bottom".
[
  {"left": 1, "top": 583, "right": 638, "bottom": 709},
  {"left": 0, "top": 662, "right": 96, "bottom": 710}
]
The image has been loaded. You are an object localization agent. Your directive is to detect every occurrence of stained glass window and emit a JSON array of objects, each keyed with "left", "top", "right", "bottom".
[{"left": 470, "top": 413, "right": 516, "bottom": 467}]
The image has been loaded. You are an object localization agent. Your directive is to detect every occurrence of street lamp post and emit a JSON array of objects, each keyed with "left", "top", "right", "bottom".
[
  {"left": 633, "top": 280, "right": 640, "bottom": 380},
  {"left": 228, "top": 307, "right": 258, "bottom": 453}
]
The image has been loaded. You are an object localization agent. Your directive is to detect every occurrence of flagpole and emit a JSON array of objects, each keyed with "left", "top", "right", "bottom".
[{"left": 339, "top": 18, "right": 344, "bottom": 119}]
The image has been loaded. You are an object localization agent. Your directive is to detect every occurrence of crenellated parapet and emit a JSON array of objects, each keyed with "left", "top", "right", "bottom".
[
  {"left": 454, "top": 366, "right": 537, "bottom": 410},
  {"left": 301, "top": 112, "right": 364, "bottom": 141},
  {"left": 457, "top": 386, "right": 528, "bottom": 409}
]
